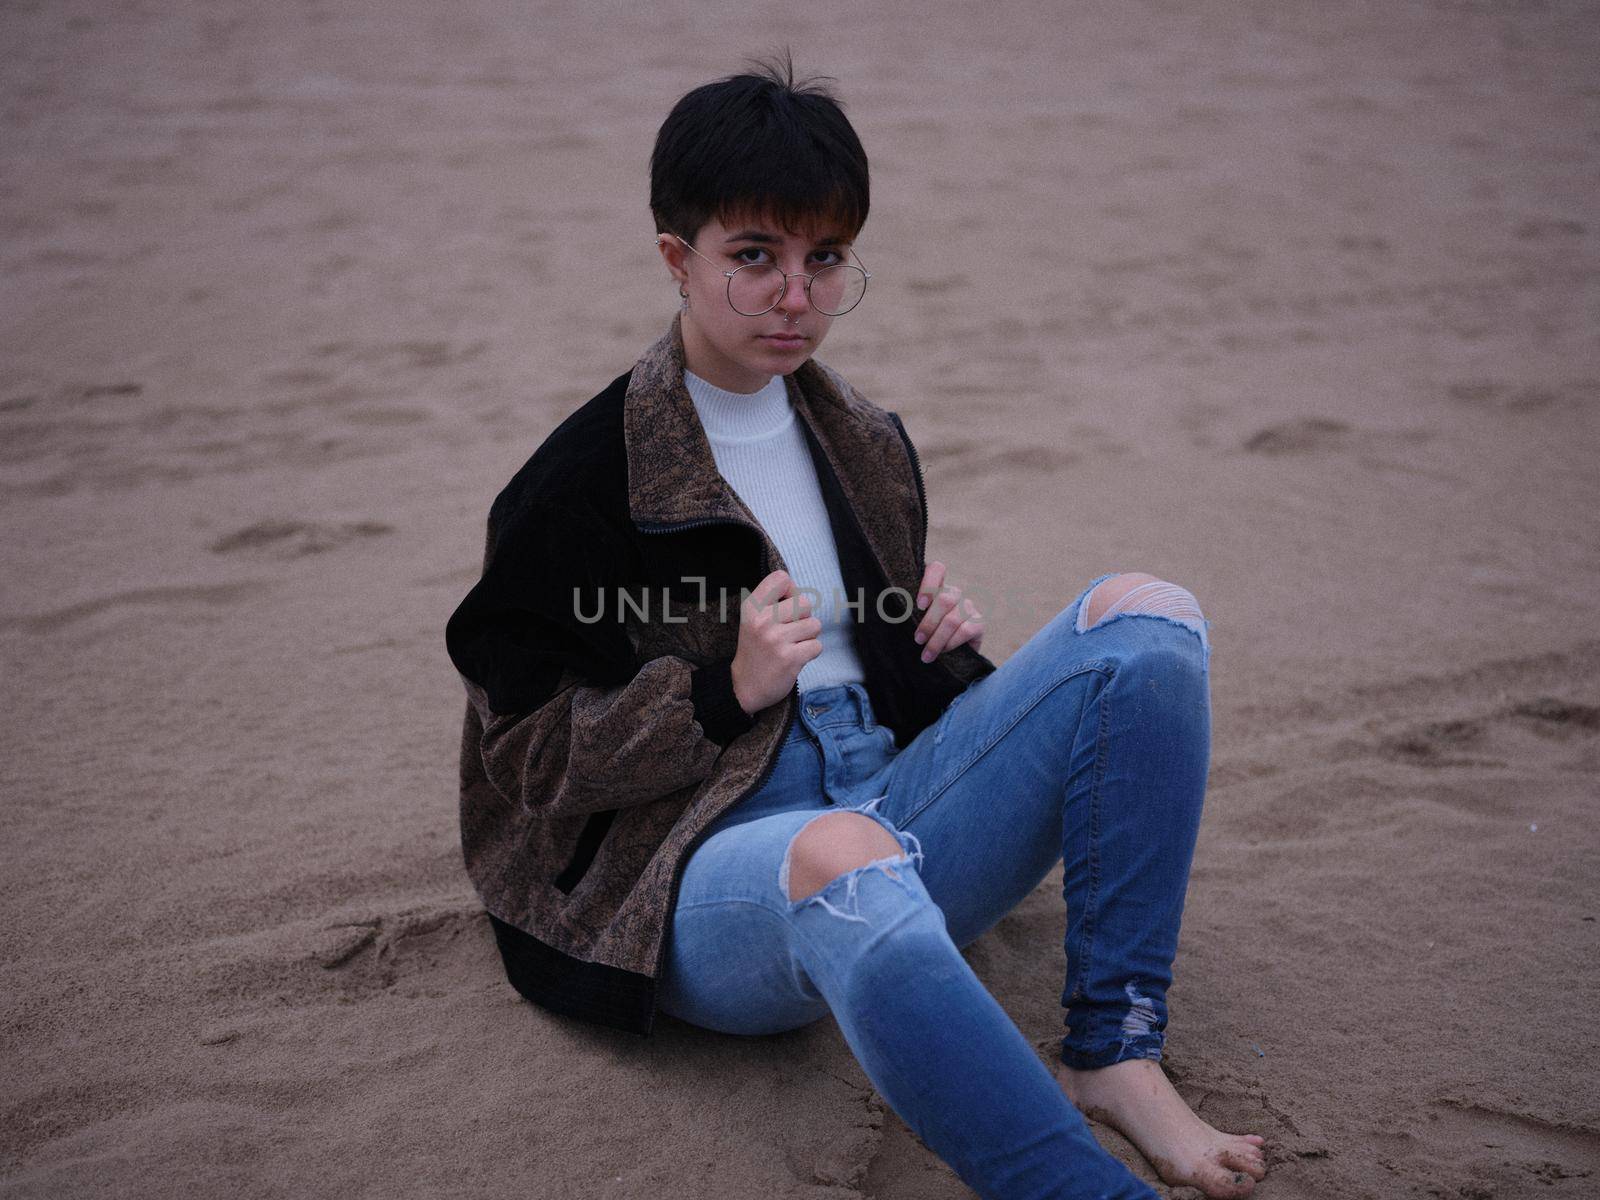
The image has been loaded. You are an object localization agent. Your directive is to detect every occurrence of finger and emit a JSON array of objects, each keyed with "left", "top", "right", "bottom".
[
  {"left": 926, "top": 598, "right": 981, "bottom": 659},
  {"left": 914, "top": 583, "right": 962, "bottom": 645},
  {"left": 916, "top": 561, "right": 946, "bottom": 612},
  {"left": 934, "top": 615, "right": 984, "bottom": 662},
  {"left": 752, "top": 579, "right": 806, "bottom": 624},
  {"left": 959, "top": 596, "right": 984, "bottom": 639},
  {"left": 777, "top": 589, "right": 817, "bottom": 625},
  {"left": 780, "top": 616, "right": 824, "bottom": 644},
  {"left": 923, "top": 608, "right": 979, "bottom": 663},
  {"left": 749, "top": 570, "right": 793, "bottom": 610}
]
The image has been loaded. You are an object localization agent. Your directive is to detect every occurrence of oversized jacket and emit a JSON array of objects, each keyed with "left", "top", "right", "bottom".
[{"left": 444, "top": 314, "right": 998, "bottom": 1036}]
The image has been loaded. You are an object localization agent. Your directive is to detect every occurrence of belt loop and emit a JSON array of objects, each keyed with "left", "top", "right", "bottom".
[{"left": 850, "top": 682, "right": 876, "bottom": 732}]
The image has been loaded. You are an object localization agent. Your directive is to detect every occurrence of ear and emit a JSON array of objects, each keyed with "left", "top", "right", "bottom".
[{"left": 655, "top": 232, "right": 689, "bottom": 289}]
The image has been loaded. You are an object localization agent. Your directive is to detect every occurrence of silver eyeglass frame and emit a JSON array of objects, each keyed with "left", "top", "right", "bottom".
[{"left": 657, "top": 232, "right": 871, "bottom": 317}]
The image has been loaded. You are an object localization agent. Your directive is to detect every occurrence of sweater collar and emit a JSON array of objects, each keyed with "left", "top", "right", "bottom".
[
  {"left": 683, "top": 368, "right": 791, "bottom": 443},
  {"left": 623, "top": 312, "right": 920, "bottom": 595}
]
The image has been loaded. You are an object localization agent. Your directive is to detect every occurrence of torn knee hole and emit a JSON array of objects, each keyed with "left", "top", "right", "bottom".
[
  {"left": 780, "top": 811, "right": 907, "bottom": 902},
  {"left": 1082, "top": 573, "right": 1204, "bottom": 630}
]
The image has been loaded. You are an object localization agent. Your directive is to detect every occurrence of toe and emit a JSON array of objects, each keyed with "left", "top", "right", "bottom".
[
  {"left": 1222, "top": 1144, "right": 1268, "bottom": 1181},
  {"left": 1196, "top": 1161, "right": 1257, "bottom": 1199},
  {"left": 1173, "top": 1151, "right": 1257, "bottom": 1200}
]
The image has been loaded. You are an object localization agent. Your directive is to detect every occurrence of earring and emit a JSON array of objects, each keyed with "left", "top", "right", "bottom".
[{"left": 679, "top": 285, "right": 689, "bottom": 311}]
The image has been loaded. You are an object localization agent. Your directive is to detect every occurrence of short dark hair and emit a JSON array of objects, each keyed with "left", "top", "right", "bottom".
[{"left": 650, "top": 51, "right": 870, "bottom": 245}]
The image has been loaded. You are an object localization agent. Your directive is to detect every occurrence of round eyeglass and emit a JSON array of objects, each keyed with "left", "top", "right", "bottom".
[{"left": 659, "top": 233, "right": 871, "bottom": 317}]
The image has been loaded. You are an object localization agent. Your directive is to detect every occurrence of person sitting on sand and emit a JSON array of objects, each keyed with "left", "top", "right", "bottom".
[{"left": 445, "top": 53, "right": 1268, "bottom": 1200}]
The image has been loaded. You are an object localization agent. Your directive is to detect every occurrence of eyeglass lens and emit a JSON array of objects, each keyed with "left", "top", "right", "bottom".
[{"left": 728, "top": 264, "right": 867, "bottom": 317}]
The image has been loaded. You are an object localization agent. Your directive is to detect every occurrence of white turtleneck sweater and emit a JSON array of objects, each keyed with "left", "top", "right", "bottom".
[{"left": 684, "top": 368, "right": 867, "bottom": 695}]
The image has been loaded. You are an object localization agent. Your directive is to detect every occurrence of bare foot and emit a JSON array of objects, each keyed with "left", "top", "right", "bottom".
[{"left": 1054, "top": 1058, "right": 1267, "bottom": 1198}]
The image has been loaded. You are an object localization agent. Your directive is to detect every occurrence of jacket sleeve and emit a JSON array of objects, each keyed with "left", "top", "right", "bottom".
[{"left": 445, "top": 495, "right": 758, "bottom": 818}]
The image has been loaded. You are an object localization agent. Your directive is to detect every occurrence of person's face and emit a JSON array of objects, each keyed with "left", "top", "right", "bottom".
[{"left": 658, "top": 211, "right": 855, "bottom": 394}]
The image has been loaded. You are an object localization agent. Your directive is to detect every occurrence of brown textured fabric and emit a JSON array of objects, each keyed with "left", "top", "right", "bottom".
[{"left": 448, "top": 313, "right": 997, "bottom": 1034}]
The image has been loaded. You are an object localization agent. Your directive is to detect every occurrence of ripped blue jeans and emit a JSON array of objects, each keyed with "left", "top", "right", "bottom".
[{"left": 657, "top": 573, "right": 1212, "bottom": 1200}]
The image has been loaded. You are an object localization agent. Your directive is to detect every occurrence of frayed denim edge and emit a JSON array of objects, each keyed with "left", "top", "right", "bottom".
[
  {"left": 778, "top": 795, "right": 925, "bottom": 925},
  {"left": 1072, "top": 575, "right": 1212, "bottom": 676}
]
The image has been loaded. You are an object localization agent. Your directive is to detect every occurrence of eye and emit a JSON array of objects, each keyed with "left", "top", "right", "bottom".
[
  {"left": 732, "top": 246, "right": 774, "bottom": 265},
  {"left": 811, "top": 248, "right": 846, "bottom": 268}
]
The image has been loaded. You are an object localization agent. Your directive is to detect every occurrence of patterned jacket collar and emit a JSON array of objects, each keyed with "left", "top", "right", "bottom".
[{"left": 622, "top": 313, "right": 921, "bottom": 595}]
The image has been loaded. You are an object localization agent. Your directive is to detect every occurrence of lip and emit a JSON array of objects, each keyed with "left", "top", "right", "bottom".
[{"left": 760, "top": 332, "right": 808, "bottom": 346}]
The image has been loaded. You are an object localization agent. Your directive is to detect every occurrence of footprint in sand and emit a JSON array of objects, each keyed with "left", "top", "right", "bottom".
[
  {"left": 921, "top": 437, "right": 1087, "bottom": 483},
  {"left": 1364, "top": 693, "right": 1599, "bottom": 773},
  {"left": 3, "top": 583, "right": 261, "bottom": 634},
  {"left": 1385, "top": 1098, "right": 1600, "bottom": 1195},
  {"left": 199, "top": 906, "right": 488, "bottom": 1013},
  {"left": 260, "top": 367, "right": 336, "bottom": 390},
  {"left": 1241, "top": 416, "right": 1352, "bottom": 455},
  {"left": 1506, "top": 696, "right": 1600, "bottom": 739},
  {"left": 209, "top": 519, "right": 392, "bottom": 559},
  {"left": 1239, "top": 414, "right": 1446, "bottom": 480},
  {"left": 1219, "top": 643, "right": 1600, "bottom": 835},
  {"left": 1447, "top": 379, "right": 1600, "bottom": 414},
  {"left": 311, "top": 907, "right": 486, "bottom": 999},
  {"left": 1378, "top": 717, "right": 1497, "bottom": 769},
  {"left": 1514, "top": 218, "right": 1586, "bottom": 240},
  {"left": 77, "top": 382, "right": 143, "bottom": 399},
  {"left": 357, "top": 339, "right": 488, "bottom": 371},
  {"left": 1334, "top": 233, "right": 1394, "bottom": 260}
]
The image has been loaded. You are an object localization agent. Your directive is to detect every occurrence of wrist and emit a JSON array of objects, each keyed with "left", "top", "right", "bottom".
[
  {"left": 729, "top": 656, "right": 753, "bottom": 718},
  {"left": 689, "top": 655, "right": 757, "bottom": 746}
]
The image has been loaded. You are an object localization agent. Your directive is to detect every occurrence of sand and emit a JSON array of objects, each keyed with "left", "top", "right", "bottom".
[{"left": 3, "top": 1, "right": 1598, "bottom": 1196}]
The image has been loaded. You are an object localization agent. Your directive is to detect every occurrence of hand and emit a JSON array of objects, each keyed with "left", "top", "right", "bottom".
[
  {"left": 730, "top": 570, "right": 824, "bottom": 714},
  {"left": 912, "top": 560, "right": 985, "bottom": 664}
]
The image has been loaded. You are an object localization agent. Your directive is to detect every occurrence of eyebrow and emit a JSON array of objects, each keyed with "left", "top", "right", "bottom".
[{"left": 723, "top": 230, "right": 851, "bottom": 247}]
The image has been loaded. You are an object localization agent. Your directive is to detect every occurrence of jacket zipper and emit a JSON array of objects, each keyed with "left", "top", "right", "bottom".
[
  {"left": 887, "top": 412, "right": 969, "bottom": 692},
  {"left": 635, "top": 516, "right": 752, "bottom": 535},
  {"left": 890, "top": 412, "right": 930, "bottom": 570},
  {"left": 637, "top": 513, "right": 802, "bottom": 1033}
]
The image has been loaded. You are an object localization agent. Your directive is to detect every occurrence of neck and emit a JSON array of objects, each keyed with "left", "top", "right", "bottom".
[
  {"left": 680, "top": 313, "right": 775, "bottom": 393},
  {"left": 684, "top": 369, "right": 789, "bottom": 442}
]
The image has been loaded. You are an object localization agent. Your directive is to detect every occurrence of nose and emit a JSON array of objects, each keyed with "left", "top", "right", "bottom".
[{"left": 775, "top": 271, "right": 811, "bottom": 316}]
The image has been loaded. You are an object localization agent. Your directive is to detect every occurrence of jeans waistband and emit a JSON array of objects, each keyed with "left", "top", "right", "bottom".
[{"left": 794, "top": 681, "right": 878, "bottom": 739}]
